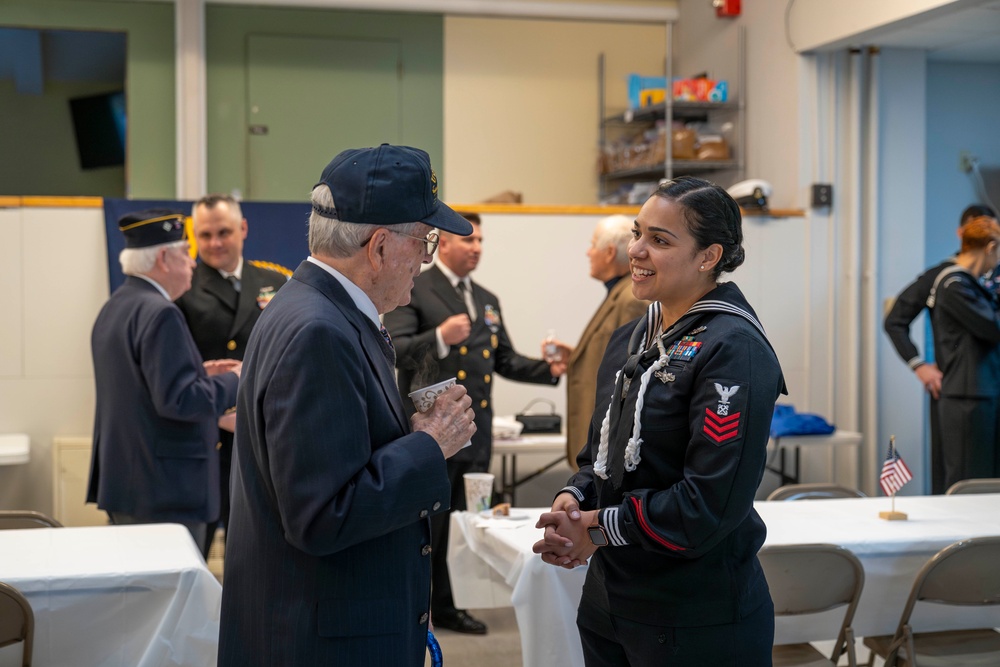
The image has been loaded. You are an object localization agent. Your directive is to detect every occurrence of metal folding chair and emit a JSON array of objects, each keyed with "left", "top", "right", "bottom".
[
  {"left": 944, "top": 478, "right": 1000, "bottom": 495},
  {"left": 0, "top": 511, "right": 62, "bottom": 530},
  {"left": 766, "top": 483, "right": 866, "bottom": 501},
  {"left": 0, "top": 581, "right": 34, "bottom": 667},
  {"left": 863, "top": 535, "right": 1000, "bottom": 667},
  {"left": 760, "top": 543, "right": 865, "bottom": 667}
]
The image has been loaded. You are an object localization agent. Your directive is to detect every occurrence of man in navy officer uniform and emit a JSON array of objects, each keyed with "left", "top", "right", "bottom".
[
  {"left": 87, "top": 209, "right": 241, "bottom": 549},
  {"left": 384, "top": 213, "right": 565, "bottom": 634},
  {"left": 176, "top": 194, "right": 286, "bottom": 554}
]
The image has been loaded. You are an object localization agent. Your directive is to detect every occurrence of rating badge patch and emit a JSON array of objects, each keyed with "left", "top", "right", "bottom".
[{"left": 702, "top": 381, "right": 745, "bottom": 445}]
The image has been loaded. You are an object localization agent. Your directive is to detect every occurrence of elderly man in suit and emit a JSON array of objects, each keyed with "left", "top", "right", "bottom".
[
  {"left": 218, "top": 144, "right": 477, "bottom": 666},
  {"left": 383, "top": 212, "right": 564, "bottom": 635},
  {"left": 547, "top": 214, "right": 648, "bottom": 469},
  {"left": 87, "top": 209, "right": 241, "bottom": 549},
  {"left": 176, "top": 194, "right": 286, "bottom": 555}
]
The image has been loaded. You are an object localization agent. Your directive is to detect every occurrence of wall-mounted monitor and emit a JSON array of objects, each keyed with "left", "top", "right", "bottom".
[{"left": 68, "top": 90, "right": 126, "bottom": 170}]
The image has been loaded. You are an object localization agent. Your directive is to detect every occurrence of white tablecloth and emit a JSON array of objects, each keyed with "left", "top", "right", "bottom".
[
  {"left": 450, "top": 494, "right": 1000, "bottom": 667},
  {"left": 0, "top": 523, "right": 221, "bottom": 667}
]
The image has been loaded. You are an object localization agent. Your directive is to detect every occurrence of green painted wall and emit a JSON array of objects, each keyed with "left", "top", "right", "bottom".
[
  {"left": 0, "top": 1, "right": 175, "bottom": 198},
  {"left": 205, "top": 6, "right": 444, "bottom": 199},
  {"left": 1, "top": 3, "right": 444, "bottom": 200},
  {"left": 0, "top": 80, "right": 126, "bottom": 196}
]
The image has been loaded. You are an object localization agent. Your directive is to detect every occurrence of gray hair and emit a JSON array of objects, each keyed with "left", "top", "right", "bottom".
[
  {"left": 594, "top": 214, "right": 634, "bottom": 265},
  {"left": 308, "top": 184, "right": 423, "bottom": 257},
  {"left": 119, "top": 240, "right": 188, "bottom": 276}
]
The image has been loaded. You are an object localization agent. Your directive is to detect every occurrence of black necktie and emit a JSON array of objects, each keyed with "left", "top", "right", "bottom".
[
  {"left": 456, "top": 281, "right": 477, "bottom": 322},
  {"left": 226, "top": 275, "right": 241, "bottom": 293},
  {"left": 378, "top": 324, "right": 396, "bottom": 367}
]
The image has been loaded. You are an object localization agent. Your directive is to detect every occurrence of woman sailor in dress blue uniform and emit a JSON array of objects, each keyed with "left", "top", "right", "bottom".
[{"left": 534, "top": 176, "right": 786, "bottom": 666}]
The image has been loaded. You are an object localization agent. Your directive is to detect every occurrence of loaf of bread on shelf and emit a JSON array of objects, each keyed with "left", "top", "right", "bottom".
[{"left": 491, "top": 502, "right": 511, "bottom": 516}]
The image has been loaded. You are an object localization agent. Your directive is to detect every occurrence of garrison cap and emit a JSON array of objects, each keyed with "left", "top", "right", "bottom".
[{"left": 118, "top": 209, "right": 186, "bottom": 249}]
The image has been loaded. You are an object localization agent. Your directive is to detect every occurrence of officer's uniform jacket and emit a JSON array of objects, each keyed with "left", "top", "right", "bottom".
[
  {"left": 384, "top": 265, "right": 556, "bottom": 467},
  {"left": 563, "top": 282, "right": 785, "bottom": 627},
  {"left": 176, "top": 260, "right": 287, "bottom": 361}
]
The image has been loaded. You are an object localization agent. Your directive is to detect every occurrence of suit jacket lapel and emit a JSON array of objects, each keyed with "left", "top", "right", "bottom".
[
  {"left": 468, "top": 281, "right": 488, "bottom": 332},
  {"left": 229, "top": 263, "right": 277, "bottom": 339},
  {"left": 292, "top": 261, "right": 409, "bottom": 432},
  {"left": 196, "top": 263, "right": 239, "bottom": 313},
  {"left": 427, "top": 265, "right": 469, "bottom": 317},
  {"left": 572, "top": 278, "right": 630, "bottom": 363}
]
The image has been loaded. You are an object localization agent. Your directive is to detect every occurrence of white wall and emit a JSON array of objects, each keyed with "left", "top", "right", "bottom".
[
  {"left": 0, "top": 206, "right": 107, "bottom": 516},
  {"left": 786, "top": 0, "right": 971, "bottom": 52},
  {"left": 676, "top": 0, "right": 805, "bottom": 210},
  {"left": 443, "top": 16, "right": 666, "bottom": 205}
]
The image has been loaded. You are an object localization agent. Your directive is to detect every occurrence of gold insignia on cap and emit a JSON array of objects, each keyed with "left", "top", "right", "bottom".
[
  {"left": 430, "top": 169, "right": 438, "bottom": 197},
  {"left": 119, "top": 213, "right": 184, "bottom": 232}
]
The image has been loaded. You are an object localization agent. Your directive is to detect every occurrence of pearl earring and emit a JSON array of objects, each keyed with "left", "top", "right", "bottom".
[{"left": 700, "top": 265, "right": 705, "bottom": 270}]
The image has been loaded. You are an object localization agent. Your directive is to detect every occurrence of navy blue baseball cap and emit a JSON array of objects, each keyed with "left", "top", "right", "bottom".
[
  {"left": 118, "top": 209, "right": 186, "bottom": 248},
  {"left": 314, "top": 144, "right": 473, "bottom": 236}
]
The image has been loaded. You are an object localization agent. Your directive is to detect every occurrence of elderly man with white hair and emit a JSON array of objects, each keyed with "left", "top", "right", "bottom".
[
  {"left": 547, "top": 214, "right": 649, "bottom": 469},
  {"left": 87, "top": 209, "right": 241, "bottom": 548}
]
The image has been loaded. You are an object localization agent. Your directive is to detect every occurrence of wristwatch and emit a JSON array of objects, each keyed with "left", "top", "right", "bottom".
[{"left": 587, "top": 524, "right": 608, "bottom": 547}]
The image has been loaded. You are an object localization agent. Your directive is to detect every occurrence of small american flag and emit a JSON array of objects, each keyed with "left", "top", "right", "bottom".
[{"left": 880, "top": 438, "right": 913, "bottom": 497}]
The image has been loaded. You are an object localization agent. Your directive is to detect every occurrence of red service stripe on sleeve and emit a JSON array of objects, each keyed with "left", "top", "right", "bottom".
[
  {"left": 704, "top": 428, "right": 740, "bottom": 444},
  {"left": 704, "top": 408, "right": 740, "bottom": 426},
  {"left": 703, "top": 409, "right": 741, "bottom": 443},
  {"left": 628, "top": 497, "right": 686, "bottom": 552}
]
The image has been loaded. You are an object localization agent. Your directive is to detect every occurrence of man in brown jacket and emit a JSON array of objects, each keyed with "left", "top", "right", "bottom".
[{"left": 546, "top": 215, "right": 648, "bottom": 469}]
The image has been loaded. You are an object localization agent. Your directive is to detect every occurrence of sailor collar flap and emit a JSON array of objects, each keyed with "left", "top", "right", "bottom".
[{"left": 594, "top": 286, "right": 775, "bottom": 487}]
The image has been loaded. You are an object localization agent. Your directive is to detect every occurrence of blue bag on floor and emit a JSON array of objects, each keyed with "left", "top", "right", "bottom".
[{"left": 770, "top": 404, "right": 835, "bottom": 438}]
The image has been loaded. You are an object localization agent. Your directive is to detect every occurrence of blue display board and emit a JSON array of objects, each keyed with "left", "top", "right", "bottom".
[{"left": 103, "top": 199, "right": 310, "bottom": 292}]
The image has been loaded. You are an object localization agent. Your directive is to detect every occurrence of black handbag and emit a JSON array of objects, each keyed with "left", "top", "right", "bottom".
[{"left": 515, "top": 398, "right": 562, "bottom": 434}]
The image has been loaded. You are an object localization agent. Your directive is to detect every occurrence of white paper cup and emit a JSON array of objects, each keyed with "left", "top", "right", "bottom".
[
  {"left": 408, "top": 377, "right": 456, "bottom": 413},
  {"left": 463, "top": 472, "right": 494, "bottom": 513}
]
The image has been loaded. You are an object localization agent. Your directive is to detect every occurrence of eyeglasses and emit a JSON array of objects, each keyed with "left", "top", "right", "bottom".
[{"left": 361, "top": 228, "right": 440, "bottom": 256}]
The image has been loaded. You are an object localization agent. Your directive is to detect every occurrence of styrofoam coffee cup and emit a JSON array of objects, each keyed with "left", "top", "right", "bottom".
[
  {"left": 463, "top": 472, "right": 494, "bottom": 513},
  {"left": 408, "top": 377, "right": 457, "bottom": 413}
]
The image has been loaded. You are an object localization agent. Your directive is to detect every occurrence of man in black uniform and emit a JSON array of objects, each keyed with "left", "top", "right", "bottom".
[
  {"left": 383, "top": 212, "right": 563, "bottom": 634},
  {"left": 176, "top": 194, "right": 287, "bottom": 554},
  {"left": 884, "top": 204, "right": 996, "bottom": 493}
]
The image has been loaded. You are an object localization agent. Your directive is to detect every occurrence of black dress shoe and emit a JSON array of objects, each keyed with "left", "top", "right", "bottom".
[{"left": 433, "top": 609, "right": 488, "bottom": 635}]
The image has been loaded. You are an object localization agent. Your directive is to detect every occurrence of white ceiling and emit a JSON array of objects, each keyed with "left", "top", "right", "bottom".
[{"left": 868, "top": 0, "right": 1000, "bottom": 63}]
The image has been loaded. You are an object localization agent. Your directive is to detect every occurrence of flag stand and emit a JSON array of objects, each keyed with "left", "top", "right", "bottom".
[
  {"left": 879, "top": 492, "right": 908, "bottom": 521},
  {"left": 878, "top": 435, "right": 909, "bottom": 520}
]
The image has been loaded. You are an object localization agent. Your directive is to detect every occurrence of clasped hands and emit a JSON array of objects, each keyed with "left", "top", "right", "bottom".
[{"left": 532, "top": 493, "right": 599, "bottom": 569}]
